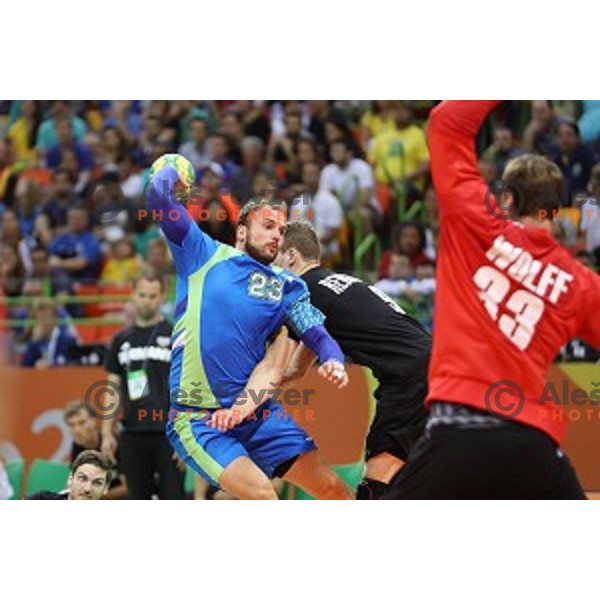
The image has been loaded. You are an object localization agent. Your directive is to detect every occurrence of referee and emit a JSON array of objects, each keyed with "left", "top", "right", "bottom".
[
  {"left": 101, "top": 274, "right": 186, "bottom": 499},
  {"left": 276, "top": 223, "right": 431, "bottom": 499}
]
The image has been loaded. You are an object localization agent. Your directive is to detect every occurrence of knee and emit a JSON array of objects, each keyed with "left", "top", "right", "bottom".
[{"left": 250, "top": 482, "right": 278, "bottom": 500}]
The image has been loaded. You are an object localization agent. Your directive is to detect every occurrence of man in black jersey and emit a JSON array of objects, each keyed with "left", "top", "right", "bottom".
[
  {"left": 276, "top": 223, "right": 431, "bottom": 499},
  {"left": 27, "top": 450, "right": 111, "bottom": 500},
  {"left": 101, "top": 274, "right": 186, "bottom": 500}
]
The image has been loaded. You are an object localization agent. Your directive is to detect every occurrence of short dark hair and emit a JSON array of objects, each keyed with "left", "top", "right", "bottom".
[
  {"left": 134, "top": 273, "right": 165, "bottom": 293},
  {"left": 64, "top": 400, "right": 94, "bottom": 423},
  {"left": 70, "top": 450, "right": 112, "bottom": 476},
  {"left": 282, "top": 222, "right": 321, "bottom": 261},
  {"left": 237, "top": 197, "right": 287, "bottom": 227}
]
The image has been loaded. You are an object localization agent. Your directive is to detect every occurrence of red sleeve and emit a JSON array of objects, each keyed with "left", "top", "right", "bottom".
[{"left": 428, "top": 101, "right": 502, "bottom": 219}]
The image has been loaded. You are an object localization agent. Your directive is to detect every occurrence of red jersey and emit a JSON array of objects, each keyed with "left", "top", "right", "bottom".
[{"left": 427, "top": 101, "right": 600, "bottom": 443}]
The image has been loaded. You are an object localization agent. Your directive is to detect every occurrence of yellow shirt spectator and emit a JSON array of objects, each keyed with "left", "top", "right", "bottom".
[
  {"left": 369, "top": 124, "right": 430, "bottom": 191},
  {"left": 100, "top": 239, "right": 141, "bottom": 286},
  {"left": 8, "top": 118, "right": 39, "bottom": 166}
]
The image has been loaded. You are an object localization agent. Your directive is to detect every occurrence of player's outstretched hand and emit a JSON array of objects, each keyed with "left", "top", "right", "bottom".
[
  {"left": 207, "top": 408, "right": 244, "bottom": 432},
  {"left": 318, "top": 360, "right": 349, "bottom": 389}
]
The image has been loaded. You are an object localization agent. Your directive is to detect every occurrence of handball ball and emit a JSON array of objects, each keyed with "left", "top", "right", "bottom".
[{"left": 150, "top": 153, "right": 195, "bottom": 190}]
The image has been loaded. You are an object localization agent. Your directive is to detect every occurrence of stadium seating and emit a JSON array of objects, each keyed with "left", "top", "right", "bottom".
[{"left": 25, "top": 460, "right": 70, "bottom": 497}]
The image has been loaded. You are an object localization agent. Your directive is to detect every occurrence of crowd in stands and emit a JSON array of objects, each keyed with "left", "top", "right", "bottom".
[{"left": 1, "top": 100, "right": 600, "bottom": 366}]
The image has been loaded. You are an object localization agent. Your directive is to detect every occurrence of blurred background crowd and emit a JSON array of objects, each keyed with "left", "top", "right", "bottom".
[{"left": 1, "top": 100, "right": 600, "bottom": 366}]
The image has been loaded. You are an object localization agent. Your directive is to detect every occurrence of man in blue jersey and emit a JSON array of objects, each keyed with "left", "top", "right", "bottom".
[{"left": 148, "top": 165, "right": 352, "bottom": 499}]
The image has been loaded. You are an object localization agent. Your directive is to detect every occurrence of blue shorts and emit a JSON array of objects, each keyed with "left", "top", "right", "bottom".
[{"left": 166, "top": 400, "right": 317, "bottom": 487}]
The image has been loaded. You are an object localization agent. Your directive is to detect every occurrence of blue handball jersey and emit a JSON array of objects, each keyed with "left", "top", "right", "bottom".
[{"left": 148, "top": 167, "right": 323, "bottom": 410}]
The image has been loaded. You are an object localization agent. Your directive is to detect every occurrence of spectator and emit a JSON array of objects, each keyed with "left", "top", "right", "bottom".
[
  {"left": 378, "top": 221, "right": 428, "bottom": 278},
  {"left": 482, "top": 126, "right": 524, "bottom": 176},
  {"left": 0, "top": 208, "right": 37, "bottom": 274},
  {"left": 368, "top": 101, "right": 430, "bottom": 197},
  {"left": 98, "top": 125, "right": 129, "bottom": 166},
  {"left": 189, "top": 163, "right": 238, "bottom": 245},
  {"left": 26, "top": 246, "right": 72, "bottom": 295},
  {"left": 117, "top": 153, "right": 144, "bottom": 201},
  {"left": 178, "top": 116, "right": 212, "bottom": 172},
  {"left": 207, "top": 133, "right": 238, "bottom": 188},
  {"left": 0, "top": 242, "right": 25, "bottom": 296},
  {"left": 7, "top": 100, "right": 43, "bottom": 165},
  {"left": 0, "top": 139, "right": 18, "bottom": 202},
  {"left": 35, "top": 100, "right": 87, "bottom": 154},
  {"left": 21, "top": 298, "right": 79, "bottom": 368},
  {"left": 360, "top": 100, "right": 398, "bottom": 150},
  {"left": 100, "top": 238, "right": 141, "bottom": 286},
  {"left": 267, "top": 108, "right": 313, "bottom": 180},
  {"left": 306, "top": 100, "right": 331, "bottom": 151},
  {"left": 320, "top": 138, "right": 381, "bottom": 237},
  {"left": 231, "top": 136, "right": 269, "bottom": 203},
  {"left": 324, "top": 113, "right": 363, "bottom": 159},
  {"left": 26, "top": 450, "right": 111, "bottom": 500},
  {"left": 63, "top": 400, "right": 127, "bottom": 499},
  {"left": 45, "top": 117, "right": 95, "bottom": 192},
  {"left": 220, "top": 111, "right": 244, "bottom": 165},
  {"left": 145, "top": 238, "right": 174, "bottom": 279},
  {"left": 551, "top": 120, "right": 597, "bottom": 203},
  {"left": 48, "top": 205, "right": 102, "bottom": 283},
  {"left": 522, "top": 100, "right": 559, "bottom": 156},
  {"left": 580, "top": 164, "right": 600, "bottom": 264},
  {"left": 41, "top": 167, "right": 78, "bottom": 231},
  {"left": 290, "top": 161, "right": 343, "bottom": 265},
  {"left": 236, "top": 100, "right": 271, "bottom": 143}
]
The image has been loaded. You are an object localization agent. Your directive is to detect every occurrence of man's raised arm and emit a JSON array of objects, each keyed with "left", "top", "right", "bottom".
[{"left": 428, "top": 101, "right": 502, "bottom": 216}]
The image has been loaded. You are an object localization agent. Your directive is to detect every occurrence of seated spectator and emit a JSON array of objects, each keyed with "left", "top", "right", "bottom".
[
  {"left": 45, "top": 116, "right": 94, "bottom": 171},
  {"left": 117, "top": 154, "right": 144, "bottom": 201},
  {"left": 551, "top": 120, "right": 597, "bottom": 204},
  {"left": 320, "top": 138, "right": 381, "bottom": 237},
  {"left": 522, "top": 100, "right": 559, "bottom": 156},
  {"left": 236, "top": 100, "right": 271, "bottom": 144},
  {"left": 289, "top": 161, "right": 343, "bottom": 265},
  {"left": 27, "top": 246, "right": 72, "bottom": 295},
  {"left": 41, "top": 167, "right": 78, "bottom": 231},
  {"left": 378, "top": 221, "right": 429, "bottom": 278},
  {"left": 26, "top": 450, "right": 111, "bottom": 500},
  {"left": 48, "top": 205, "right": 102, "bottom": 284},
  {"left": 189, "top": 163, "right": 238, "bottom": 245},
  {"left": 0, "top": 139, "right": 19, "bottom": 202},
  {"left": 374, "top": 252, "right": 415, "bottom": 297},
  {"left": 206, "top": 133, "right": 238, "bottom": 188},
  {"left": 580, "top": 164, "right": 600, "bottom": 264},
  {"left": 578, "top": 100, "right": 600, "bottom": 146},
  {"left": 0, "top": 242, "right": 25, "bottom": 296},
  {"left": 1, "top": 208, "right": 37, "bottom": 274},
  {"left": 63, "top": 400, "right": 127, "bottom": 499},
  {"left": 7, "top": 100, "right": 42, "bottom": 166},
  {"left": 368, "top": 101, "right": 430, "bottom": 198},
  {"left": 482, "top": 126, "right": 524, "bottom": 176},
  {"left": 100, "top": 238, "right": 141, "bottom": 286},
  {"left": 324, "top": 112, "right": 364, "bottom": 159},
  {"left": 360, "top": 100, "right": 398, "bottom": 150},
  {"left": 98, "top": 125, "right": 128, "bottom": 167},
  {"left": 178, "top": 116, "right": 212, "bottom": 172},
  {"left": 21, "top": 298, "right": 79, "bottom": 368},
  {"left": 220, "top": 110, "right": 244, "bottom": 165},
  {"left": 231, "top": 136, "right": 269, "bottom": 203},
  {"left": 35, "top": 100, "right": 87, "bottom": 154},
  {"left": 267, "top": 108, "right": 313, "bottom": 181},
  {"left": 145, "top": 238, "right": 175, "bottom": 279}
]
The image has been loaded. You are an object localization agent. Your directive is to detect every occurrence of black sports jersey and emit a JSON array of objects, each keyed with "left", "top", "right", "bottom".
[
  {"left": 301, "top": 267, "right": 431, "bottom": 384},
  {"left": 104, "top": 320, "right": 172, "bottom": 432}
]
